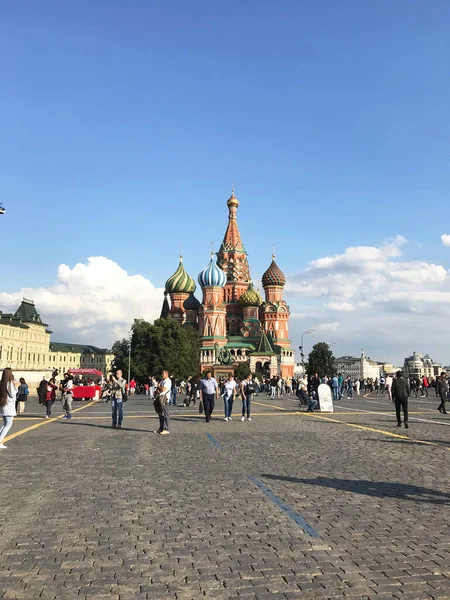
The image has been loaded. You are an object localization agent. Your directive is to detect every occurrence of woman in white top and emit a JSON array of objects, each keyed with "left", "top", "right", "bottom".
[{"left": 0, "top": 368, "right": 18, "bottom": 449}]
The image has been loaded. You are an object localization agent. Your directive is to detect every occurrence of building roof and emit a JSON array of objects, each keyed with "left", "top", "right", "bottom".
[
  {"left": 262, "top": 255, "right": 286, "bottom": 287},
  {"left": 219, "top": 190, "right": 245, "bottom": 252},
  {"left": 49, "top": 342, "right": 111, "bottom": 354},
  {"left": 183, "top": 293, "right": 201, "bottom": 311},
  {"left": 239, "top": 283, "right": 263, "bottom": 307},
  {"left": 0, "top": 299, "right": 49, "bottom": 328},
  {"left": 165, "top": 256, "right": 196, "bottom": 294},
  {"left": 198, "top": 254, "right": 227, "bottom": 288},
  {"left": 160, "top": 292, "right": 170, "bottom": 319}
]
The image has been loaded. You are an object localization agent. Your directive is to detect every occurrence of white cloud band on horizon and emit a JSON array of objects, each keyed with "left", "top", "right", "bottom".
[{"left": 0, "top": 257, "right": 164, "bottom": 347}]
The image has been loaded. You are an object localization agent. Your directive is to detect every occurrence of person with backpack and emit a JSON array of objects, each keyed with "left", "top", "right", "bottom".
[
  {"left": 45, "top": 377, "right": 58, "bottom": 419},
  {"left": 240, "top": 374, "right": 255, "bottom": 422},
  {"left": 37, "top": 377, "right": 47, "bottom": 407},
  {"left": 16, "top": 378, "right": 29, "bottom": 414}
]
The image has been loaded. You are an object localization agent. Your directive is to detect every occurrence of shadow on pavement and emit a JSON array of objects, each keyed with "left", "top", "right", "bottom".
[
  {"left": 260, "top": 474, "right": 450, "bottom": 504},
  {"left": 374, "top": 438, "right": 450, "bottom": 449}
]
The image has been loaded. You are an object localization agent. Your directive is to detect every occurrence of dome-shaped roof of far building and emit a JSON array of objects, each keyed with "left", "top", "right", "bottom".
[
  {"left": 239, "top": 283, "right": 263, "bottom": 307},
  {"left": 227, "top": 189, "right": 239, "bottom": 208},
  {"left": 183, "top": 293, "right": 201, "bottom": 311},
  {"left": 262, "top": 255, "right": 286, "bottom": 287},
  {"left": 198, "top": 254, "right": 227, "bottom": 288},
  {"left": 165, "top": 257, "right": 196, "bottom": 294}
]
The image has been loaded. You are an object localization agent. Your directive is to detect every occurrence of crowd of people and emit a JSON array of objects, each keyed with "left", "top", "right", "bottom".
[{"left": 0, "top": 365, "right": 448, "bottom": 447}]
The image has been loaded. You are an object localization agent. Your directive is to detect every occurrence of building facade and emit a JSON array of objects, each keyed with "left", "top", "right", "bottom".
[
  {"left": 0, "top": 299, "right": 113, "bottom": 385},
  {"left": 161, "top": 191, "right": 295, "bottom": 378},
  {"left": 334, "top": 350, "right": 381, "bottom": 380},
  {"left": 403, "top": 352, "right": 442, "bottom": 378}
]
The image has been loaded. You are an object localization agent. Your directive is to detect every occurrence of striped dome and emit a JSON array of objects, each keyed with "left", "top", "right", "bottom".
[
  {"left": 198, "top": 255, "right": 227, "bottom": 288},
  {"left": 165, "top": 257, "right": 196, "bottom": 294},
  {"left": 262, "top": 256, "right": 286, "bottom": 287},
  {"left": 183, "top": 293, "right": 201, "bottom": 311},
  {"left": 239, "top": 283, "right": 263, "bottom": 307}
]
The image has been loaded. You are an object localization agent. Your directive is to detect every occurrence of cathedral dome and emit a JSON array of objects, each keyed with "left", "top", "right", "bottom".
[
  {"left": 227, "top": 189, "right": 239, "bottom": 208},
  {"left": 183, "top": 293, "right": 201, "bottom": 311},
  {"left": 262, "top": 256, "right": 286, "bottom": 287},
  {"left": 165, "top": 257, "right": 196, "bottom": 294},
  {"left": 239, "top": 283, "right": 263, "bottom": 307},
  {"left": 198, "top": 254, "right": 227, "bottom": 288}
]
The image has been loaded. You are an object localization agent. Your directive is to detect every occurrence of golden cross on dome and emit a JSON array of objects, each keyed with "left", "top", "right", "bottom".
[
  {"left": 211, "top": 241, "right": 215, "bottom": 257},
  {"left": 272, "top": 244, "right": 276, "bottom": 260},
  {"left": 180, "top": 243, "right": 183, "bottom": 260}
]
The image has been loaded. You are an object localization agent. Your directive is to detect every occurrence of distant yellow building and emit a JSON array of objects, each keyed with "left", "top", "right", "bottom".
[{"left": 0, "top": 299, "right": 113, "bottom": 385}]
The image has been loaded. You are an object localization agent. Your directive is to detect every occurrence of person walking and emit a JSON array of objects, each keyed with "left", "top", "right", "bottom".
[
  {"left": 61, "top": 373, "right": 74, "bottom": 419},
  {"left": 199, "top": 371, "right": 218, "bottom": 422},
  {"left": 269, "top": 375, "right": 277, "bottom": 400},
  {"left": 155, "top": 369, "right": 172, "bottom": 435},
  {"left": 0, "top": 368, "right": 18, "bottom": 449},
  {"left": 240, "top": 374, "right": 255, "bottom": 421},
  {"left": 223, "top": 374, "right": 236, "bottom": 421},
  {"left": 392, "top": 370, "right": 410, "bottom": 428},
  {"left": 111, "top": 369, "right": 126, "bottom": 428},
  {"left": 385, "top": 374, "right": 393, "bottom": 401},
  {"left": 355, "top": 378, "right": 360, "bottom": 396},
  {"left": 436, "top": 372, "right": 448, "bottom": 414},
  {"left": 45, "top": 377, "right": 58, "bottom": 419},
  {"left": 421, "top": 376, "right": 429, "bottom": 397},
  {"left": 16, "top": 378, "right": 29, "bottom": 414},
  {"left": 331, "top": 375, "right": 339, "bottom": 402}
]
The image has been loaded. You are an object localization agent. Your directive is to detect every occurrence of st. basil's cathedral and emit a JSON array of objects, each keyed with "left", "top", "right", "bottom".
[{"left": 160, "top": 191, "right": 295, "bottom": 378}]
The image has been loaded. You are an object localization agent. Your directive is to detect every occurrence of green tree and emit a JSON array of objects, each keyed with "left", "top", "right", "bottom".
[
  {"left": 234, "top": 362, "right": 251, "bottom": 381},
  {"left": 112, "top": 318, "right": 200, "bottom": 382},
  {"left": 111, "top": 338, "right": 130, "bottom": 374},
  {"left": 307, "top": 342, "right": 335, "bottom": 379}
]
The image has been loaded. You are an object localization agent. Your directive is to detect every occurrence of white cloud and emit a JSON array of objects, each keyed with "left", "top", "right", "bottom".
[
  {"left": 0, "top": 257, "right": 164, "bottom": 347},
  {"left": 285, "top": 236, "right": 450, "bottom": 364},
  {"left": 441, "top": 234, "right": 450, "bottom": 247}
]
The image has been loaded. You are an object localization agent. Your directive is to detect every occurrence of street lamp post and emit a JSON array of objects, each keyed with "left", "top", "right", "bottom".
[
  {"left": 127, "top": 332, "right": 132, "bottom": 385},
  {"left": 299, "top": 329, "right": 316, "bottom": 374}
]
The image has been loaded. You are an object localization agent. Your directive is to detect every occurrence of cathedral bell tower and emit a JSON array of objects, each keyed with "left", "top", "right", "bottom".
[
  {"left": 198, "top": 254, "right": 227, "bottom": 369},
  {"left": 260, "top": 254, "right": 291, "bottom": 348},
  {"left": 165, "top": 255, "right": 196, "bottom": 325}
]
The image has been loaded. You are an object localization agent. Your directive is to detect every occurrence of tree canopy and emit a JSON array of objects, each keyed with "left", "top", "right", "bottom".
[
  {"left": 112, "top": 318, "right": 200, "bottom": 382},
  {"left": 306, "top": 342, "right": 335, "bottom": 379}
]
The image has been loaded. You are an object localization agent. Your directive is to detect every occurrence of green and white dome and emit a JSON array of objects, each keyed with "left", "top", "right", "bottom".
[{"left": 165, "top": 257, "right": 196, "bottom": 294}]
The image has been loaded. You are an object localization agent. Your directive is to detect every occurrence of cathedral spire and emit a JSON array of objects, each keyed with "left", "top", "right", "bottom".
[{"left": 220, "top": 190, "right": 245, "bottom": 252}]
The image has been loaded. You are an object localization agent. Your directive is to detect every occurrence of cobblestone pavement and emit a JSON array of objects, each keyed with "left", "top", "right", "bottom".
[{"left": 0, "top": 391, "right": 449, "bottom": 600}]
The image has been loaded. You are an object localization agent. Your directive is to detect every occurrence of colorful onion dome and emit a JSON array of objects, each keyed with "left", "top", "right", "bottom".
[
  {"left": 227, "top": 189, "right": 239, "bottom": 209},
  {"left": 165, "top": 256, "right": 196, "bottom": 294},
  {"left": 239, "top": 283, "right": 263, "bottom": 307},
  {"left": 198, "top": 254, "right": 227, "bottom": 288},
  {"left": 262, "top": 255, "right": 286, "bottom": 287},
  {"left": 183, "top": 293, "right": 201, "bottom": 311}
]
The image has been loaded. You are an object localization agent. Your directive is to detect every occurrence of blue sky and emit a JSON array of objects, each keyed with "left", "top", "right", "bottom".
[{"left": 2, "top": 1, "right": 450, "bottom": 363}]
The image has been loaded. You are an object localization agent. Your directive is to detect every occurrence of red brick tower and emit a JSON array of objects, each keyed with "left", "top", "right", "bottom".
[{"left": 216, "top": 190, "right": 251, "bottom": 335}]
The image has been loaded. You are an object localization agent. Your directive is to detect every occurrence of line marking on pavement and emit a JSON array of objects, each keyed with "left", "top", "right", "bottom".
[
  {"left": 305, "top": 413, "right": 450, "bottom": 450},
  {"left": 252, "top": 400, "right": 288, "bottom": 411},
  {"left": 335, "top": 404, "right": 450, "bottom": 427},
  {"left": 205, "top": 432, "right": 224, "bottom": 451},
  {"left": 249, "top": 476, "right": 320, "bottom": 538},
  {"left": 3, "top": 400, "right": 99, "bottom": 443}
]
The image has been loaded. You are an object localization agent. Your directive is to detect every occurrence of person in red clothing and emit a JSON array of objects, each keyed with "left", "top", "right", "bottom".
[
  {"left": 129, "top": 378, "right": 137, "bottom": 396},
  {"left": 45, "top": 377, "right": 58, "bottom": 419},
  {"left": 422, "top": 376, "right": 429, "bottom": 397}
]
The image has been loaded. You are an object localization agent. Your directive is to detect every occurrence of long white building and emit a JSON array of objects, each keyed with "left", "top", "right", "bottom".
[{"left": 334, "top": 350, "right": 381, "bottom": 380}]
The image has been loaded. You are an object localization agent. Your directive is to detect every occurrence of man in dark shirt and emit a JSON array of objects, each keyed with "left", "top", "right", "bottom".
[
  {"left": 392, "top": 371, "right": 410, "bottom": 428},
  {"left": 436, "top": 372, "right": 448, "bottom": 414},
  {"left": 297, "top": 385, "right": 318, "bottom": 412}
]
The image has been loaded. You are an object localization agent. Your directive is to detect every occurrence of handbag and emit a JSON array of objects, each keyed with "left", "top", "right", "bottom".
[
  {"left": 199, "top": 400, "right": 204, "bottom": 414},
  {"left": 153, "top": 397, "right": 163, "bottom": 415},
  {"left": 122, "top": 390, "right": 128, "bottom": 402}
]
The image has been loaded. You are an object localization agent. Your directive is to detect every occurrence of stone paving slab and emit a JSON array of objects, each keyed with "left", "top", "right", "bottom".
[{"left": 0, "top": 393, "right": 449, "bottom": 599}]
